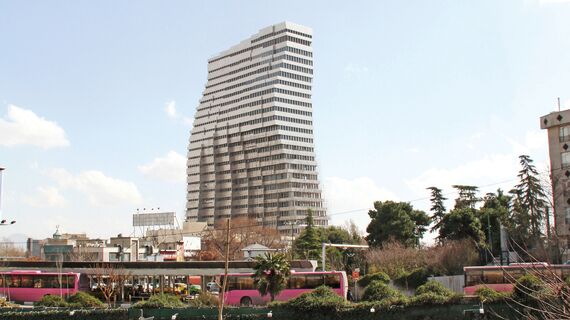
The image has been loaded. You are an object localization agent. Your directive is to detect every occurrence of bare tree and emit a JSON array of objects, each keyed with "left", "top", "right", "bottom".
[
  {"left": 203, "top": 217, "right": 284, "bottom": 260},
  {"left": 90, "top": 263, "right": 131, "bottom": 306}
]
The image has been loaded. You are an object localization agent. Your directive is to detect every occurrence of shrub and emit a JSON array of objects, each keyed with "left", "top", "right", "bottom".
[
  {"left": 474, "top": 286, "right": 508, "bottom": 302},
  {"left": 133, "top": 293, "right": 185, "bottom": 308},
  {"left": 512, "top": 274, "right": 546, "bottom": 305},
  {"left": 282, "top": 285, "right": 348, "bottom": 313},
  {"left": 188, "top": 291, "right": 219, "bottom": 307},
  {"left": 34, "top": 294, "right": 68, "bottom": 307},
  {"left": 409, "top": 292, "right": 459, "bottom": 306},
  {"left": 362, "top": 281, "right": 405, "bottom": 302},
  {"left": 393, "top": 267, "right": 431, "bottom": 289},
  {"left": 357, "top": 272, "right": 390, "bottom": 288},
  {"left": 67, "top": 292, "right": 104, "bottom": 308},
  {"left": 414, "top": 280, "right": 453, "bottom": 297}
]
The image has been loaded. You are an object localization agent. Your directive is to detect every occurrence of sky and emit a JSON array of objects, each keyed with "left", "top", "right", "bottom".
[{"left": 1, "top": 0, "right": 570, "bottom": 245}]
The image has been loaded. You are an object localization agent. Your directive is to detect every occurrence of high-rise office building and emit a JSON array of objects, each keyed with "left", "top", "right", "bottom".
[
  {"left": 540, "top": 109, "right": 570, "bottom": 254},
  {"left": 186, "top": 22, "right": 327, "bottom": 236}
]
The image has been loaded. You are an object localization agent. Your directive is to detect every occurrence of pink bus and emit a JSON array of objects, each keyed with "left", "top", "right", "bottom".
[
  {"left": 222, "top": 271, "right": 347, "bottom": 306},
  {"left": 463, "top": 264, "right": 570, "bottom": 295},
  {"left": 0, "top": 270, "right": 80, "bottom": 303}
]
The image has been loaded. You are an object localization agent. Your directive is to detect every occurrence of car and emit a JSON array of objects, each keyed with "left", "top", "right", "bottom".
[{"left": 206, "top": 282, "right": 220, "bottom": 293}]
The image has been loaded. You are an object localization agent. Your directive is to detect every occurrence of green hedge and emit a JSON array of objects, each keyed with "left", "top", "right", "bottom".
[
  {"left": 357, "top": 272, "right": 390, "bottom": 287},
  {"left": 0, "top": 309, "right": 127, "bottom": 320}
]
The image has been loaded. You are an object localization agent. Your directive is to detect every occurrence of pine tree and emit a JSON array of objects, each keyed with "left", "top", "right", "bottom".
[
  {"left": 513, "top": 155, "right": 548, "bottom": 244},
  {"left": 294, "top": 209, "right": 321, "bottom": 259},
  {"left": 452, "top": 185, "right": 479, "bottom": 209},
  {"left": 427, "top": 186, "right": 447, "bottom": 232}
]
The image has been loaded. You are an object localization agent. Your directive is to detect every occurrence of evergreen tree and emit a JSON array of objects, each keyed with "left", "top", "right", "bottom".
[
  {"left": 438, "top": 207, "right": 485, "bottom": 244},
  {"left": 294, "top": 209, "right": 321, "bottom": 259},
  {"left": 452, "top": 185, "right": 480, "bottom": 209},
  {"left": 514, "top": 155, "right": 548, "bottom": 243},
  {"left": 427, "top": 186, "right": 447, "bottom": 232},
  {"left": 253, "top": 253, "right": 290, "bottom": 301},
  {"left": 365, "top": 201, "right": 430, "bottom": 248},
  {"left": 479, "top": 190, "right": 510, "bottom": 256}
]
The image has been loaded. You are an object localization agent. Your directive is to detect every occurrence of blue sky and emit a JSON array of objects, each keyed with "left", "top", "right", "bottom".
[{"left": 1, "top": 0, "right": 569, "bottom": 243}]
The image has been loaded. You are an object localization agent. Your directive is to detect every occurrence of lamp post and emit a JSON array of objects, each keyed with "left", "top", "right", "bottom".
[{"left": 0, "top": 168, "right": 16, "bottom": 226}]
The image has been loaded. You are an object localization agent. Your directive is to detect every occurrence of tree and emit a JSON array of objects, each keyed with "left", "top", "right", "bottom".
[
  {"left": 427, "top": 187, "right": 447, "bottom": 233},
  {"left": 202, "top": 217, "right": 283, "bottom": 260},
  {"left": 479, "top": 190, "right": 510, "bottom": 256},
  {"left": 365, "top": 201, "right": 430, "bottom": 248},
  {"left": 513, "top": 155, "right": 548, "bottom": 245},
  {"left": 252, "top": 253, "right": 290, "bottom": 301},
  {"left": 452, "top": 185, "right": 479, "bottom": 209},
  {"left": 438, "top": 207, "right": 485, "bottom": 245},
  {"left": 90, "top": 263, "right": 131, "bottom": 305},
  {"left": 294, "top": 209, "right": 321, "bottom": 259}
]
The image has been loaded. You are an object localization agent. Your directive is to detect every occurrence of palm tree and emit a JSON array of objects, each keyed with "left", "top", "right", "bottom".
[{"left": 253, "top": 252, "right": 291, "bottom": 301}]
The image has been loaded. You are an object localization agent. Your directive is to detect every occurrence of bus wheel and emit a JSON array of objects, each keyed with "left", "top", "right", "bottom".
[{"left": 240, "top": 296, "right": 252, "bottom": 306}]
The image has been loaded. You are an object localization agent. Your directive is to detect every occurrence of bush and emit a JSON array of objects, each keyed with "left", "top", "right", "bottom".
[
  {"left": 474, "top": 286, "right": 508, "bottom": 302},
  {"left": 357, "top": 272, "right": 390, "bottom": 288},
  {"left": 34, "top": 295, "right": 68, "bottom": 307},
  {"left": 414, "top": 280, "right": 453, "bottom": 297},
  {"left": 409, "top": 292, "right": 459, "bottom": 306},
  {"left": 188, "top": 291, "right": 219, "bottom": 307},
  {"left": 512, "top": 274, "right": 546, "bottom": 305},
  {"left": 133, "top": 293, "right": 185, "bottom": 308},
  {"left": 281, "top": 285, "right": 348, "bottom": 313},
  {"left": 393, "top": 267, "right": 431, "bottom": 289},
  {"left": 362, "top": 281, "right": 405, "bottom": 302},
  {"left": 67, "top": 292, "right": 104, "bottom": 308}
]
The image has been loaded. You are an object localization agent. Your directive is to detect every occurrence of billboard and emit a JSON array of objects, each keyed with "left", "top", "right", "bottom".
[
  {"left": 183, "top": 236, "right": 201, "bottom": 251},
  {"left": 133, "top": 212, "right": 176, "bottom": 227}
]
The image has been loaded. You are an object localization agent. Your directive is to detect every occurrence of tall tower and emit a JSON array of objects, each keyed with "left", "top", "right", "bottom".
[
  {"left": 186, "top": 22, "right": 327, "bottom": 236},
  {"left": 541, "top": 109, "right": 570, "bottom": 257}
]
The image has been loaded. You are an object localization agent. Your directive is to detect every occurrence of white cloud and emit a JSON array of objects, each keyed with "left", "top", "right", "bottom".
[
  {"left": 0, "top": 105, "right": 69, "bottom": 149},
  {"left": 165, "top": 101, "right": 178, "bottom": 118},
  {"left": 47, "top": 168, "right": 142, "bottom": 206},
  {"left": 323, "top": 177, "right": 398, "bottom": 233},
  {"left": 405, "top": 154, "right": 519, "bottom": 197},
  {"left": 406, "top": 129, "right": 548, "bottom": 198},
  {"left": 538, "top": 0, "right": 570, "bottom": 4},
  {"left": 344, "top": 63, "right": 369, "bottom": 76},
  {"left": 138, "top": 151, "right": 187, "bottom": 183},
  {"left": 24, "top": 186, "right": 66, "bottom": 208},
  {"left": 164, "top": 101, "right": 193, "bottom": 128}
]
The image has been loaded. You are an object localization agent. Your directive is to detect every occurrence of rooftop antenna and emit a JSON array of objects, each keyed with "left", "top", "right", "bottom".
[{"left": 558, "top": 97, "right": 561, "bottom": 112}]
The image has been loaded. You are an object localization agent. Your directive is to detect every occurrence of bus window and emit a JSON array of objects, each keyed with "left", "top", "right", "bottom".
[
  {"left": 483, "top": 270, "right": 504, "bottom": 284},
  {"left": 305, "top": 275, "right": 324, "bottom": 289},
  {"left": 237, "top": 277, "right": 254, "bottom": 290},
  {"left": 8, "top": 276, "right": 21, "bottom": 288},
  {"left": 465, "top": 271, "right": 483, "bottom": 286},
  {"left": 21, "top": 275, "right": 33, "bottom": 288},
  {"left": 324, "top": 274, "right": 341, "bottom": 288},
  {"left": 289, "top": 275, "right": 306, "bottom": 289}
]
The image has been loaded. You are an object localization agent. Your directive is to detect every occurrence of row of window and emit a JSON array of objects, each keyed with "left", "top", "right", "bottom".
[
  {"left": 196, "top": 106, "right": 312, "bottom": 130},
  {"left": 0, "top": 275, "right": 76, "bottom": 288},
  {"left": 197, "top": 71, "right": 313, "bottom": 113},
  {"left": 192, "top": 114, "right": 312, "bottom": 139},
  {"left": 190, "top": 199, "right": 323, "bottom": 211},
  {"left": 189, "top": 133, "right": 313, "bottom": 153},
  {"left": 209, "top": 35, "right": 310, "bottom": 64},
  {"left": 208, "top": 46, "right": 313, "bottom": 74},
  {"left": 250, "top": 28, "right": 312, "bottom": 45},
  {"left": 199, "top": 87, "right": 311, "bottom": 115},
  {"left": 188, "top": 181, "right": 322, "bottom": 194},
  {"left": 189, "top": 124, "right": 314, "bottom": 145},
  {"left": 188, "top": 163, "right": 317, "bottom": 178},
  {"left": 206, "top": 53, "right": 312, "bottom": 84},
  {"left": 205, "top": 61, "right": 313, "bottom": 90},
  {"left": 189, "top": 171, "right": 317, "bottom": 187},
  {"left": 198, "top": 88, "right": 312, "bottom": 114}
]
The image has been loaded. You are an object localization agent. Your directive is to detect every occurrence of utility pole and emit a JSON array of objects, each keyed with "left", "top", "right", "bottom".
[{"left": 218, "top": 219, "right": 231, "bottom": 320}]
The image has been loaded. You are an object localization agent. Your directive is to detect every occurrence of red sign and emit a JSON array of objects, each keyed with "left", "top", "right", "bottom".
[{"left": 352, "top": 271, "right": 360, "bottom": 280}]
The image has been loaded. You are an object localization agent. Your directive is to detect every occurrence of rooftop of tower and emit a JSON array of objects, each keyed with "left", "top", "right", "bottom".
[{"left": 207, "top": 21, "right": 313, "bottom": 63}]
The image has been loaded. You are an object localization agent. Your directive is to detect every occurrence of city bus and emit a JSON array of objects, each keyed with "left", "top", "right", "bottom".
[
  {"left": 0, "top": 270, "right": 80, "bottom": 303},
  {"left": 463, "top": 264, "right": 570, "bottom": 295},
  {"left": 221, "top": 271, "right": 347, "bottom": 306}
]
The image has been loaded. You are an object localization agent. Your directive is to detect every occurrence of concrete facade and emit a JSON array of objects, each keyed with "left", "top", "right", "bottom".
[
  {"left": 540, "top": 109, "right": 570, "bottom": 254},
  {"left": 186, "top": 22, "right": 327, "bottom": 235}
]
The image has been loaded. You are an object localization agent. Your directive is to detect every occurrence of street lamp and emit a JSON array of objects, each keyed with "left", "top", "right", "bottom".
[{"left": 0, "top": 168, "right": 15, "bottom": 226}]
